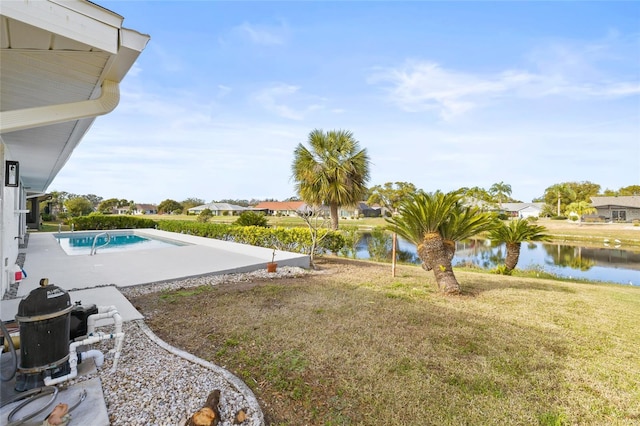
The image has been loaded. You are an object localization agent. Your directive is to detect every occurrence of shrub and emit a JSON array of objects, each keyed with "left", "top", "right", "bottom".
[
  {"left": 235, "top": 211, "right": 268, "bottom": 227},
  {"left": 70, "top": 215, "right": 157, "bottom": 230},
  {"left": 197, "top": 209, "right": 213, "bottom": 223},
  {"left": 493, "top": 264, "right": 512, "bottom": 275},
  {"left": 551, "top": 216, "right": 567, "bottom": 220}
]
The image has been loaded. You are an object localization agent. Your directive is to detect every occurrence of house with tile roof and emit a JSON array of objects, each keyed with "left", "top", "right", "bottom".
[{"left": 590, "top": 196, "right": 640, "bottom": 222}]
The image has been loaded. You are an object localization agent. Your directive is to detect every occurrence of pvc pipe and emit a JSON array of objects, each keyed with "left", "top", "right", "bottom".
[
  {"left": 81, "top": 349, "right": 104, "bottom": 368},
  {"left": 44, "top": 332, "right": 124, "bottom": 386},
  {"left": 45, "top": 305, "right": 125, "bottom": 386}
]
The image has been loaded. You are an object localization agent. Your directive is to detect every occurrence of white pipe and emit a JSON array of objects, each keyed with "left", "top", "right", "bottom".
[
  {"left": 87, "top": 306, "right": 120, "bottom": 335},
  {"left": 45, "top": 305, "right": 125, "bottom": 386},
  {"left": 44, "top": 332, "right": 124, "bottom": 386},
  {"left": 81, "top": 349, "right": 104, "bottom": 368}
]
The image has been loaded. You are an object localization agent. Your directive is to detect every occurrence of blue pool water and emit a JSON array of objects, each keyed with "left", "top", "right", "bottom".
[{"left": 54, "top": 231, "right": 186, "bottom": 256}]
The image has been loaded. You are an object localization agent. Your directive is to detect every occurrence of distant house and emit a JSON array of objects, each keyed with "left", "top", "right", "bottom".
[
  {"left": 135, "top": 204, "right": 158, "bottom": 215},
  {"left": 590, "top": 196, "right": 640, "bottom": 222},
  {"left": 188, "top": 202, "right": 247, "bottom": 216},
  {"left": 115, "top": 204, "right": 158, "bottom": 215},
  {"left": 500, "top": 203, "right": 545, "bottom": 218},
  {"left": 338, "top": 202, "right": 381, "bottom": 218},
  {"left": 252, "top": 201, "right": 305, "bottom": 216}
]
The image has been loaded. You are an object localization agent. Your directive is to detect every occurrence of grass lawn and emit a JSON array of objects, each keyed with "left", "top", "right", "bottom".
[{"left": 130, "top": 257, "right": 640, "bottom": 425}]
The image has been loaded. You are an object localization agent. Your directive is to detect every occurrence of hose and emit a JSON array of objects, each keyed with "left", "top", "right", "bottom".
[
  {"left": 0, "top": 320, "right": 17, "bottom": 382},
  {"left": 4, "top": 385, "right": 58, "bottom": 426}
]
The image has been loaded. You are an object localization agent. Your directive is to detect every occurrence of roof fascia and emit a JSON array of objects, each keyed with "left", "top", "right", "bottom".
[{"left": 1, "top": 0, "right": 119, "bottom": 54}]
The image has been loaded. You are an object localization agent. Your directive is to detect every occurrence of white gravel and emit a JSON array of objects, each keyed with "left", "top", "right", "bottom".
[{"left": 84, "top": 267, "right": 311, "bottom": 425}]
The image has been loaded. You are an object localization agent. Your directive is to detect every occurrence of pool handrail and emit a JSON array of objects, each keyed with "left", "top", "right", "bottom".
[{"left": 90, "top": 232, "right": 110, "bottom": 256}]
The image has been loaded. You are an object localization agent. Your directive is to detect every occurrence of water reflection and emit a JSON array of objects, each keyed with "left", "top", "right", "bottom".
[{"left": 355, "top": 234, "right": 640, "bottom": 285}]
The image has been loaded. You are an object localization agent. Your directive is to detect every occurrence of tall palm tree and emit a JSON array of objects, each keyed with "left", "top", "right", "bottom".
[
  {"left": 386, "top": 190, "right": 495, "bottom": 295},
  {"left": 292, "top": 129, "right": 370, "bottom": 230},
  {"left": 489, "top": 219, "right": 550, "bottom": 272},
  {"left": 489, "top": 181, "right": 512, "bottom": 205}
]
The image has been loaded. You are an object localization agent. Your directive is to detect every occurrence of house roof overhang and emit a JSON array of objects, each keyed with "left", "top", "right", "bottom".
[{"left": 0, "top": 0, "right": 149, "bottom": 195}]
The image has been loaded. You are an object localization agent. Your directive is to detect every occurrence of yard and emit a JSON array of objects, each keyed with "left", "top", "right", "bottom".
[{"left": 129, "top": 256, "right": 640, "bottom": 425}]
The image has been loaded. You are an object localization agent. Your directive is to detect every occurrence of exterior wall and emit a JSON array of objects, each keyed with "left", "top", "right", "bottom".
[
  {"left": 594, "top": 206, "right": 640, "bottom": 222},
  {"left": 518, "top": 206, "right": 542, "bottom": 218},
  {"left": 0, "top": 143, "right": 26, "bottom": 297}
]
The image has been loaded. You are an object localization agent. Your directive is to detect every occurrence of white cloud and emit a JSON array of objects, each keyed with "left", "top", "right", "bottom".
[
  {"left": 253, "top": 84, "right": 329, "bottom": 120},
  {"left": 370, "top": 34, "right": 639, "bottom": 119},
  {"left": 235, "top": 21, "right": 288, "bottom": 46}
]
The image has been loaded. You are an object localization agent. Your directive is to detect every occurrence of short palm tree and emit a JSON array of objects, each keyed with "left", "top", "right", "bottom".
[
  {"left": 564, "top": 201, "right": 597, "bottom": 225},
  {"left": 489, "top": 219, "right": 550, "bottom": 272},
  {"left": 292, "top": 129, "right": 370, "bottom": 230},
  {"left": 386, "top": 190, "right": 495, "bottom": 295}
]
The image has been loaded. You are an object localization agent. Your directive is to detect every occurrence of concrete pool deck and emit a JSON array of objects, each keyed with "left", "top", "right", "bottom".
[{"left": 12, "top": 229, "right": 309, "bottom": 295}]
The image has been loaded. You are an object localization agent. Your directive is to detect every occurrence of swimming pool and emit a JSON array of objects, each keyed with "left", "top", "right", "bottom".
[{"left": 54, "top": 231, "right": 189, "bottom": 256}]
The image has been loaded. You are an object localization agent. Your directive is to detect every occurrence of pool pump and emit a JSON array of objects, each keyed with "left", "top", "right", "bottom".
[{"left": 13, "top": 278, "right": 100, "bottom": 391}]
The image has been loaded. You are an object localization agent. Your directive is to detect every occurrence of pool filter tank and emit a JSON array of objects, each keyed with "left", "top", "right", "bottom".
[{"left": 14, "top": 278, "right": 72, "bottom": 391}]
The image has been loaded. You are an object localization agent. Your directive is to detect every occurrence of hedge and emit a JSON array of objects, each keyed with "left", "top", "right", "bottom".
[
  {"left": 157, "top": 220, "right": 344, "bottom": 255},
  {"left": 70, "top": 214, "right": 158, "bottom": 230}
]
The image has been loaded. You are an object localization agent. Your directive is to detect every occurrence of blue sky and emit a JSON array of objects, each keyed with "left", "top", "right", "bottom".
[{"left": 51, "top": 1, "right": 640, "bottom": 204}]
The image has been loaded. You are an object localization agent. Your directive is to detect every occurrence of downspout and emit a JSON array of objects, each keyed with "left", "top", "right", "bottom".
[{"left": 0, "top": 80, "right": 120, "bottom": 134}]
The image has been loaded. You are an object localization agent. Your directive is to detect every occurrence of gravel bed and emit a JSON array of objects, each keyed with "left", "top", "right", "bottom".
[{"left": 80, "top": 267, "right": 311, "bottom": 425}]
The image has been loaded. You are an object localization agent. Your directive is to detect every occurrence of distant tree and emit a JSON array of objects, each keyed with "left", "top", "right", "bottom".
[
  {"left": 181, "top": 198, "right": 205, "bottom": 210},
  {"left": 489, "top": 219, "right": 550, "bottom": 272},
  {"left": 197, "top": 208, "right": 213, "bottom": 223},
  {"left": 48, "top": 191, "right": 69, "bottom": 215},
  {"left": 564, "top": 201, "right": 597, "bottom": 225},
  {"left": 97, "top": 198, "right": 120, "bottom": 214},
  {"left": 64, "top": 197, "right": 94, "bottom": 217},
  {"left": 619, "top": 185, "right": 640, "bottom": 196},
  {"left": 543, "top": 183, "right": 577, "bottom": 216},
  {"left": 217, "top": 199, "right": 250, "bottom": 207},
  {"left": 489, "top": 181, "right": 512, "bottom": 205},
  {"left": 84, "top": 194, "right": 103, "bottom": 208},
  {"left": 367, "top": 182, "right": 417, "bottom": 216},
  {"left": 460, "top": 186, "right": 493, "bottom": 203},
  {"left": 235, "top": 211, "right": 268, "bottom": 227},
  {"left": 567, "top": 181, "right": 600, "bottom": 203},
  {"left": 158, "top": 199, "right": 183, "bottom": 214},
  {"left": 292, "top": 129, "right": 370, "bottom": 230}
]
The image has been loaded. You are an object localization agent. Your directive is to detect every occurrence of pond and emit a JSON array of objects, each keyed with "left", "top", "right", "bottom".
[{"left": 354, "top": 234, "right": 640, "bottom": 286}]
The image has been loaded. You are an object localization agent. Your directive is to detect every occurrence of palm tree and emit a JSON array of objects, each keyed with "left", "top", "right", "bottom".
[
  {"left": 564, "top": 201, "right": 597, "bottom": 225},
  {"left": 547, "top": 183, "right": 577, "bottom": 216},
  {"left": 292, "top": 129, "right": 370, "bottom": 230},
  {"left": 489, "top": 181, "right": 512, "bottom": 205},
  {"left": 386, "top": 190, "right": 495, "bottom": 295},
  {"left": 489, "top": 219, "right": 550, "bottom": 272}
]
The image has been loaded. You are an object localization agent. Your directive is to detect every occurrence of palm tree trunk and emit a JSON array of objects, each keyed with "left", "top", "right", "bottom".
[
  {"left": 417, "top": 232, "right": 461, "bottom": 295},
  {"left": 330, "top": 203, "right": 339, "bottom": 230},
  {"left": 505, "top": 242, "right": 521, "bottom": 271}
]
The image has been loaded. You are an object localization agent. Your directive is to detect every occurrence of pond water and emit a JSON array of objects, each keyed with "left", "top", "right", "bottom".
[{"left": 355, "top": 234, "right": 640, "bottom": 286}]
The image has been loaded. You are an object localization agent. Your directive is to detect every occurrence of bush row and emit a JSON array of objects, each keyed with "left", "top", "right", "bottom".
[
  {"left": 70, "top": 214, "right": 157, "bottom": 230},
  {"left": 157, "top": 221, "right": 344, "bottom": 255}
]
